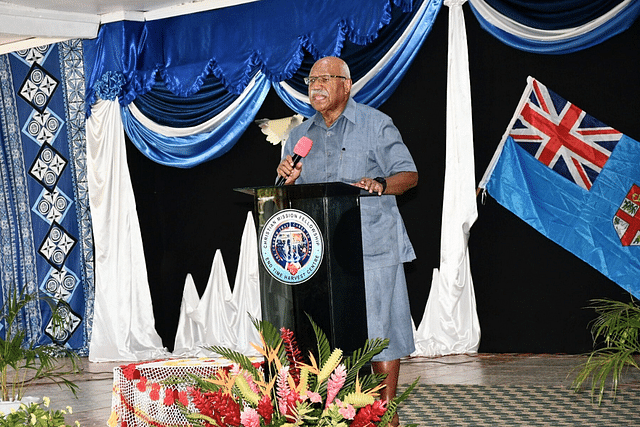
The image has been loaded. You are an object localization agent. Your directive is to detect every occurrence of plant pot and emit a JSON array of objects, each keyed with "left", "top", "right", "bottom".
[{"left": 0, "top": 396, "right": 41, "bottom": 413}]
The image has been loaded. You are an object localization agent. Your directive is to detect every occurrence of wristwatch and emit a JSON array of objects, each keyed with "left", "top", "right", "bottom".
[{"left": 373, "top": 177, "right": 387, "bottom": 193}]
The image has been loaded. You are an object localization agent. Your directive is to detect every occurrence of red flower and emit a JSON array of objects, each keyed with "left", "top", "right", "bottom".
[
  {"left": 280, "top": 327, "right": 303, "bottom": 384},
  {"left": 121, "top": 363, "right": 141, "bottom": 381},
  {"left": 149, "top": 383, "right": 162, "bottom": 401},
  {"left": 178, "top": 390, "right": 189, "bottom": 406},
  {"left": 351, "top": 400, "right": 388, "bottom": 427},
  {"left": 284, "top": 390, "right": 301, "bottom": 422},
  {"left": 136, "top": 377, "right": 148, "bottom": 392},
  {"left": 190, "top": 388, "right": 241, "bottom": 427},
  {"left": 163, "top": 388, "right": 178, "bottom": 406},
  {"left": 257, "top": 395, "right": 273, "bottom": 425}
]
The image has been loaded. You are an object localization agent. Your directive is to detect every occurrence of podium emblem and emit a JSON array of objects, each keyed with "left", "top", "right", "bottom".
[{"left": 259, "top": 209, "right": 324, "bottom": 284}]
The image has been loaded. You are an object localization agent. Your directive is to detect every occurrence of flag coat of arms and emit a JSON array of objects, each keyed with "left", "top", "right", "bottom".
[{"left": 479, "top": 77, "right": 640, "bottom": 299}]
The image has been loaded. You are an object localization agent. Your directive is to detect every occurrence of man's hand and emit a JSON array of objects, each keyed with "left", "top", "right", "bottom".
[
  {"left": 276, "top": 155, "right": 302, "bottom": 185},
  {"left": 353, "top": 177, "right": 385, "bottom": 196}
]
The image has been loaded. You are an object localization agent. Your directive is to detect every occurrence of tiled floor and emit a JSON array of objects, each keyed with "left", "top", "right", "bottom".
[{"left": 20, "top": 354, "right": 640, "bottom": 426}]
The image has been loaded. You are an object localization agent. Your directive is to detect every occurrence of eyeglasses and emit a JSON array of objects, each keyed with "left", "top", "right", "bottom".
[{"left": 303, "top": 75, "right": 348, "bottom": 85}]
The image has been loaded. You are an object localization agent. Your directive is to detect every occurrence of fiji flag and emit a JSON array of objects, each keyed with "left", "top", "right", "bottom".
[{"left": 479, "top": 77, "right": 640, "bottom": 299}]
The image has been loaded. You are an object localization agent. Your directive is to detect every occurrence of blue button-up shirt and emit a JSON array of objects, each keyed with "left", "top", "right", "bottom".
[{"left": 284, "top": 98, "right": 416, "bottom": 269}]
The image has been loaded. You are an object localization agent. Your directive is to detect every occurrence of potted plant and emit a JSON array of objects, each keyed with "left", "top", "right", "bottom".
[
  {"left": 0, "top": 286, "right": 80, "bottom": 412},
  {"left": 572, "top": 296, "right": 640, "bottom": 404}
]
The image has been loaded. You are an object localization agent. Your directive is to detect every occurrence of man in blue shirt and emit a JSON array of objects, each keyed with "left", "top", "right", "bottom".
[{"left": 277, "top": 56, "right": 417, "bottom": 426}]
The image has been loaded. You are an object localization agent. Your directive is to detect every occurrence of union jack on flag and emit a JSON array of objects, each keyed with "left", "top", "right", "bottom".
[{"left": 509, "top": 78, "right": 623, "bottom": 190}]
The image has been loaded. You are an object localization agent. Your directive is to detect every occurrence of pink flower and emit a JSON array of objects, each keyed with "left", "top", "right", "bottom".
[
  {"left": 276, "top": 366, "right": 291, "bottom": 414},
  {"left": 305, "top": 391, "right": 322, "bottom": 404},
  {"left": 240, "top": 407, "right": 260, "bottom": 427},
  {"left": 325, "top": 364, "right": 347, "bottom": 408},
  {"left": 338, "top": 402, "right": 356, "bottom": 420}
]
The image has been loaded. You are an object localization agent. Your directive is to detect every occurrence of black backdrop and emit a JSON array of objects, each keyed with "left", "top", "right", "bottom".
[{"left": 126, "top": 4, "right": 639, "bottom": 353}]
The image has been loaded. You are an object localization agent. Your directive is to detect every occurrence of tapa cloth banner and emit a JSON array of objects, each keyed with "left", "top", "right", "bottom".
[
  {"left": 479, "top": 76, "right": 640, "bottom": 299},
  {"left": 0, "top": 41, "right": 94, "bottom": 353}
]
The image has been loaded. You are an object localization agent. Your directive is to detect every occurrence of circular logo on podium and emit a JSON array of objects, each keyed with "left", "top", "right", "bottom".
[{"left": 259, "top": 209, "right": 323, "bottom": 285}]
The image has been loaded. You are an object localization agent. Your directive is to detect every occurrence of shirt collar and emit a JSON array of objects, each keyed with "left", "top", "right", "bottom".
[{"left": 311, "top": 97, "right": 356, "bottom": 129}]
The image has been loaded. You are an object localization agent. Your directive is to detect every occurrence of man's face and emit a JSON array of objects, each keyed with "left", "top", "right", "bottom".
[{"left": 307, "top": 59, "right": 351, "bottom": 117}]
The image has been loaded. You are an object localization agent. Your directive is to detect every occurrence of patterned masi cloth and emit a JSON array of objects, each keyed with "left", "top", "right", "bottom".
[{"left": 0, "top": 41, "right": 94, "bottom": 353}]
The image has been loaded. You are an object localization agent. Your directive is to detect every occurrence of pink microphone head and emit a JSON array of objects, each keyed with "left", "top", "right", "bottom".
[{"left": 293, "top": 136, "right": 313, "bottom": 157}]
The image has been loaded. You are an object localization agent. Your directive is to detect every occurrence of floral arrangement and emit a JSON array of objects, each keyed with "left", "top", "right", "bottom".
[
  {"left": 178, "top": 317, "right": 418, "bottom": 427},
  {"left": 0, "top": 396, "right": 78, "bottom": 427}
]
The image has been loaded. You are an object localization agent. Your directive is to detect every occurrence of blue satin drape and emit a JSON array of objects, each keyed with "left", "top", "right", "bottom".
[
  {"left": 274, "top": 0, "right": 443, "bottom": 116},
  {"left": 122, "top": 73, "right": 271, "bottom": 168},
  {"left": 133, "top": 74, "right": 237, "bottom": 128},
  {"left": 83, "top": 0, "right": 640, "bottom": 168},
  {"left": 469, "top": 0, "right": 640, "bottom": 54},
  {"left": 84, "top": 0, "right": 412, "bottom": 110},
  {"left": 482, "top": 0, "right": 626, "bottom": 30}
]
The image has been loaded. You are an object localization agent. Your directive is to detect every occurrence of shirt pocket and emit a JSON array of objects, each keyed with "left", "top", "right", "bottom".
[{"left": 338, "top": 148, "right": 373, "bottom": 183}]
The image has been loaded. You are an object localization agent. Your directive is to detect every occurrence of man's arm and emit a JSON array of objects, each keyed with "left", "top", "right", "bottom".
[{"left": 354, "top": 171, "right": 418, "bottom": 196}]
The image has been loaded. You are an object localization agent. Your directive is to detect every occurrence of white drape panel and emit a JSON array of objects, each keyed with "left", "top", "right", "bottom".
[
  {"left": 229, "top": 212, "right": 262, "bottom": 356},
  {"left": 173, "top": 274, "right": 208, "bottom": 356},
  {"left": 172, "top": 250, "right": 236, "bottom": 356},
  {"left": 173, "top": 213, "right": 262, "bottom": 357},
  {"left": 200, "top": 250, "right": 238, "bottom": 350},
  {"left": 413, "top": 0, "right": 481, "bottom": 356},
  {"left": 86, "top": 98, "right": 168, "bottom": 362}
]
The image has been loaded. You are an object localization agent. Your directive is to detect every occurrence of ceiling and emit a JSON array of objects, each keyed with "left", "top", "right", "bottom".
[{"left": 0, "top": 0, "right": 259, "bottom": 54}]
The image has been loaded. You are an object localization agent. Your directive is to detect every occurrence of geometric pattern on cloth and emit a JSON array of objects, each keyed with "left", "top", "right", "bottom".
[
  {"left": 38, "top": 220, "right": 77, "bottom": 271},
  {"left": 44, "top": 300, "right": 82, "bottom": 345},
  {"left": 32, "top": 187, "right": 73, "bottom": 224},
  {"left": 40, "top": 266, "right": 80, "bottom": 302},
  {"left": 400, "top": 384, "right": 640, "bottom": 426},
  {"left": 22, "top": 108, "right": 63, "bottom": 146},
  {"left": 18, "top": 62, "right": 59, "bottom": 114},
  {"left": 13, "top": 45, "right": 53, "bottom": 67},
  {"left": 59, "top": 39, "right": 94, "bottom": 355},
  {"left": 28, "top": 142, "right": 68, "bottom": 192}
]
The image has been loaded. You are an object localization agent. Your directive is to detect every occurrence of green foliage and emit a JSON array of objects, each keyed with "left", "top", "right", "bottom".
[
  {"left": 572, "top": 297, "right": 640, "bottom": 404},
  {"left": 0, "top": 287, "right": 80, "bottom": 402},
  {"left": 379, "top": 377, "right": 420, "bottom": 427},
  {"left": 0, "top": 399, "right": 77, "bottom": 427}
]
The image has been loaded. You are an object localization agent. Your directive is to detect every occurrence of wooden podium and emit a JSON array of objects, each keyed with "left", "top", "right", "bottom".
[{"left": 236, "top": 182, "right": 368, "bottom": 357}]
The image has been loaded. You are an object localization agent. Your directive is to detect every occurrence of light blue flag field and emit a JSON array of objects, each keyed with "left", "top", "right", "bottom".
[{"left": 479, "top": 77, "right": 640, "bottom": 299}]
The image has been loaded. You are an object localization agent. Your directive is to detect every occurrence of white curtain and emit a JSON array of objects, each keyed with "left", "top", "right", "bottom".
[
  {"left": 173, "top": 212, "right": 262, "bottom": 356},
  {"left": 86, "top": 98, "right": 169, "bottom": 362},
  {"left": 413, "top": 0, "right": 481, "bottom": 356},
  {"left": 229, "top": 212, "right": 262, "bottom": 356}
]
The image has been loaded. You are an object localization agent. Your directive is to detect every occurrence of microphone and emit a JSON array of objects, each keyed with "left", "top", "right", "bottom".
[{"left": 276, "top": 136, "right": 313, "bottom": 186}]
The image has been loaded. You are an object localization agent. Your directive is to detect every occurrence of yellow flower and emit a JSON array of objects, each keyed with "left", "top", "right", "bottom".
[
  {"left": 67, "top": 406, "right": 73, "bottom": 414},
  {"left": 30, "top": 413, "right": 37, "bottom": 425},
  {"left": 75, "top": 421, "right": 81, "bottom": 427},
  {"left": 43, "top": 396, "right": 51, "bottom": 407}
]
